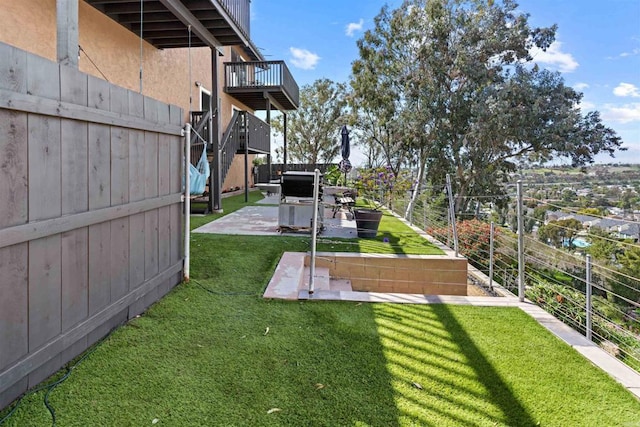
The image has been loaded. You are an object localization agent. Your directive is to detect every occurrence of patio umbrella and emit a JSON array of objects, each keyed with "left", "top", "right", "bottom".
[{"left": 339, "top": 125, "right": 352, "bottom": 182}]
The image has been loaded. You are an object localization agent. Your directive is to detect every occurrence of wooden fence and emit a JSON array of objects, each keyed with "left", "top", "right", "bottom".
[{"left": 0, "top": 42, "right": 184, "bottom": 408}]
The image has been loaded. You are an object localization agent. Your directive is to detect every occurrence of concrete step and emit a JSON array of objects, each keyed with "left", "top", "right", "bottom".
[
  {"left": 330, "top": 278, "right": 352, "bottom": 292},
  {"left": 302, "top": 266, "right": 331, "bottom": 291},
  {"left": 263, "top": 252, "right": 305, "bottom": 300}
]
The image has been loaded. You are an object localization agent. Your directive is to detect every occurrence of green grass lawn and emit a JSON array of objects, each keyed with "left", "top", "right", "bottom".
[{"left": 2, "top": 194, "right": 639, "bottom": 426}]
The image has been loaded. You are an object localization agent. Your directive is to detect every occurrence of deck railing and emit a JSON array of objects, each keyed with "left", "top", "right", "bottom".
[
  {"left": 218, "top": 0, "right": 251, "bottom": 39},
  {"left": 224, "top": 61, "right": 300, "bottom": 105},
  {"left": 219, "top": 110, "right": 270, "bottom": 183}
]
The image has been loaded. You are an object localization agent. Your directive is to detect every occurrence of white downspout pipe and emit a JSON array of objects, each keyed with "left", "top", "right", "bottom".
[{"left": 184, "top": 123, "right": 191, "bottom": 282}]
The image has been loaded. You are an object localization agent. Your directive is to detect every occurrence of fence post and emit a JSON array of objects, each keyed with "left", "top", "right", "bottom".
[
  {"left": 489, "top": 222, "right": 494, "bottom": 292},
  {"left": 446, "top": 174, "right": 459, "bottom": 257},
  {"left": 517, "top": 180, "right": 525, "bottom": 302},
  {"left": 586, "top": 254, "right": 592, "bottom": 341},
  {"left": 309, "top": 169, "right": 321, "bottom": 295}
]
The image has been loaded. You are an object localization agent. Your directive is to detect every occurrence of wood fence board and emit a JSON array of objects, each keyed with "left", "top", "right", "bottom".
[
  {"left": 88, "top": 123, "right": 111, "bottom": 210},
  {"left": 28, "top": 353, "right": 61, "bottom": 388},
  {"left": 88, "top": 222, "right": 111, "bottom": 315},
  {"left": 169, "top": 104, "right": 182, "bottom": 126},
  {"left": 1, "top": 261, "right": 182, "bottom": 390},
  {"left": 158, "top": 206, "right": 171, "bottom": 271},
  {"left": 170, "top": 203, "right": 182, "bottom": 265},
  {"left": 60, "top": 336, "right": 88, "bottom": 370},
  {"left": 144, "top": 132, "right": 159, "bottom": 198},
  {"left": 26, "top": 54, "right": 59, "bottom": 100},
  {"left": 129, "top": 212, "right": 145, "bottom": 289},
  {"left": 111, "top": 126, "right": 129, "bottom": 206},
  {"left": 28, "top": 235, "right": 62, "bottom": 350},
  {"left": 158, "top": 134, "right": 170, "bottom": 196},
  {"left": 169, "top": 135, "right": 182, "bottom": 194},
  {"left": 128, "top": 90, "right": 144, "bottom": 119},
  {"left": 0, "top": 89, "right": 182, "bottom": 136},
  {"left": 0, "top": 43, "right": 27, "bottom": 93},
  {"left": 129, "top": 130, "right": 145, "bottom": 202},
  {"left": 28, "top": 115, "right": 61, "bottom": 221},
  {"left": 61, "top": 119, "right": 88, "bottom": 215},
  {"left": 110, "top": 218, "right": 130, "bottom": 301},
  {"left": 109, "top": 85, "right": 128, "bottom": 115},
  {"left": 144, "top": 96, "right": 159, "bottom": 123},
  {"left": 88, "top": 74, "right": 110, "bottom": 111},
  {"left": 0, "top": 243, "right": 28, "bottom": 370},
  {"left": 61, "top": 228, "right": 88, "bottom": 331},
  {"left": 144, "top": 211, "right": 159, "bottom": 280},
  {"left": 0, "top": 376, "right": 27, "bottom": 411},
  {"left": 0, "top": 110, "right": 28, "bottom": 227},
  {"left": 0, "top": 194, "right": 181, "bottom": 249},
  {"left": 60, "top": 65, "right": 87, "bottom": 105}
]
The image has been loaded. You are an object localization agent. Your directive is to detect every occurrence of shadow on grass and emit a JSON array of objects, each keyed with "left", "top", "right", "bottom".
[{"left": 372, "top": 303, "right": 537, "bottom": 425}]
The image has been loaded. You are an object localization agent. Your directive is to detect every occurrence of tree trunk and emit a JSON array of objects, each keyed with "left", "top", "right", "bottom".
[{"left": 405, "top": 148, "right": 426, "bottom": 220}]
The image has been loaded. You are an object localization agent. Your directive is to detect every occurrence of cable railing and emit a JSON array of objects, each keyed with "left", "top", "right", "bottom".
[{"left": 380, "top": 181, "right": 640, "bottom": 372}]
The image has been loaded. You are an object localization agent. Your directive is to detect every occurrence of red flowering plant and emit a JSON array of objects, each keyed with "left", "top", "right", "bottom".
[{"left": 354, "top": 165, "right": 413, "bottom": 210}]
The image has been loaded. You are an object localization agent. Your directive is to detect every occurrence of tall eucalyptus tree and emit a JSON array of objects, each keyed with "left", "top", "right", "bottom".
[{"left": 352, "top": 0, "right": 623, "bottom": 214}]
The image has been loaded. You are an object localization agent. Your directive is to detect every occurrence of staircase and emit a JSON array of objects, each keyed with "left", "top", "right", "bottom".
[{"left": 189, "top": 109, "right": 270, "bottom": 214}]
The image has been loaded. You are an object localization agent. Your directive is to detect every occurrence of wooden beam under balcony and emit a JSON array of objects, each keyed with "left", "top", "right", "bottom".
[{"left": 84, "top": 0, "right": 263, "bottom": 60}]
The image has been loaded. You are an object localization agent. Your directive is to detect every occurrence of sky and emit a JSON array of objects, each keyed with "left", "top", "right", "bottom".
[{"left": 250, "top": 0, "right": 640, "bottom": 166}]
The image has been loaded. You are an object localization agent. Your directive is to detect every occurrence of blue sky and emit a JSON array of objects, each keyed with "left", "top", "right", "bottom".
[{"left": 251, "top": 0, "right": 640, "bottom": 165}]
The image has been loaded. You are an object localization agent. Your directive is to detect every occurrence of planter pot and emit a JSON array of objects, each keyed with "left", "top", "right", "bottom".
[{"left": 354, "top": 208, "right": 383, "bottom": 238}]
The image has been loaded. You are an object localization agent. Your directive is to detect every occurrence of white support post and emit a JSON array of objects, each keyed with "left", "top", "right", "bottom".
[
  {"left": 446, "top": 174, "right": 459, "bottom": 257},
  {"left": 586, "top": 254, "right": 592, "bottom": 341},
  {"left": 489, "top": 222, "right": 495, "bottom": 292},
  {"left": 309, "top": 169, "right": 321, "bottom": 295},
  {"left": 184, "top": 124, "right": 191, "bottom": 282},
  {"left": 517, "top": 180, "right": 525, "bottom": 302}
]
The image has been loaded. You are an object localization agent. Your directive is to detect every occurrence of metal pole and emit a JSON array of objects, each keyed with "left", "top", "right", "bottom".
[
  {"left": 309, "top": 169, "right": 320, "bottom": 295},
  {"left": 446, "top": 174, "right": 459, "bottom": 257},
  {"left": 283, "top": 113, "right": 288, "bottom": 172},
  {"left": 244, "top": 112, "right": 249, "bottom": 203},
  {"left": 586, "top": 254, "right": 592, "bottom": 341},
  {"left": 489, "top": 222, "right": 494, "bottom": 292},
  {"left": 184, "top": 123, "right": 191, "bottom": 282},
  {"left": 517, "top": 180, "right": 525, "bottom": 302}
]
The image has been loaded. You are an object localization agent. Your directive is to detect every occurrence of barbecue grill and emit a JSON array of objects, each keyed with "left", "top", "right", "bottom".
[{"left": 278, "top": 171, "right": 324, "bottom": 233}]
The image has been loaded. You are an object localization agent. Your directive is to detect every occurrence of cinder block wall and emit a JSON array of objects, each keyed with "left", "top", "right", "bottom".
[{"left": 307, "top": 253, "right": 468, "bottom": 296}]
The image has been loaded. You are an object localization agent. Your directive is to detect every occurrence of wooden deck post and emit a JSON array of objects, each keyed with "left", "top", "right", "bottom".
[{"left": 57, "top": 0, "right": 79, "bottom": 68}]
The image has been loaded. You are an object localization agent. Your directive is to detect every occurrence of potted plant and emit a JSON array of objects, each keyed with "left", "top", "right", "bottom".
[{"left": 353, "top": 166, "right": 412, "bottom": 238}]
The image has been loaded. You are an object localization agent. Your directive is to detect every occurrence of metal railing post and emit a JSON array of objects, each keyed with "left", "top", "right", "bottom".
[
  {"left": 184, "top": 123, "right": 191, "bottom": 282},
  {"left": 517, "top": 180, "right": 525, "bottom": 302},
  {"left": 586, "top": 254, "right": 592, "bottom": 341},
  {"left": 446, "top": 174, "right": 459, "bottom": 257},
  {"left": 309, "top": 169, "right": 320, "bottom": 295},
  {"left": 489, "top": 222, "right": 494, "bottom": 292}
]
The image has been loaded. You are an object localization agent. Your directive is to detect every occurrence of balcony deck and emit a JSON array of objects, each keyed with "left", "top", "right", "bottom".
[
  {"left": 85, "top": 0, "right": 262, "bottom": 59},
  {"left": 224, "top": 61, "right": 300, "bottom": 111}
]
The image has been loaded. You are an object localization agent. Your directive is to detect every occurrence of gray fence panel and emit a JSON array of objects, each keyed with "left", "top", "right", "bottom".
[
  {"left": 61, "top": 228, "right": 89, "bottom": 331},
  {"left": 0, "top": 42, "right": 185, "bottom": 409}
]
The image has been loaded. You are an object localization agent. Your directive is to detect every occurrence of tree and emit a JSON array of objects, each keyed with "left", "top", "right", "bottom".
[
  {"left": 537, "top": 218, "right": 583, "bottom": 248},
  {"left": 272, "top": 79, "right": 349, "bottom": 164},
  {"left": 351, "top": 0, "right": 624, "bottom": 213}
]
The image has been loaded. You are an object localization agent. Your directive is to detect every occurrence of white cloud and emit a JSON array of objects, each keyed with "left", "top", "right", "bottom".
[
  {"left": 601, "top": 103, "right": 640, "bottom": 124},
  {"left": 619, "top": 48, "right": 640, "bottom": 58},
  {"left": 289, "top": 47, "right": 320, "bottom": 70},
  {"left": 345, "top": 19, "right": 364, "bottom": 37},
  {"left": 579, "top": 101, "right": 596, "bottom": 111},
  {"left": 613, "top": 82, "right": 640, "bottom": 98},
  {"left": 530, "top": 41, "right": 578, "bottom": 73},
  {"left": 573, "top": 82, "right": 589, "bottom": 91}
]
